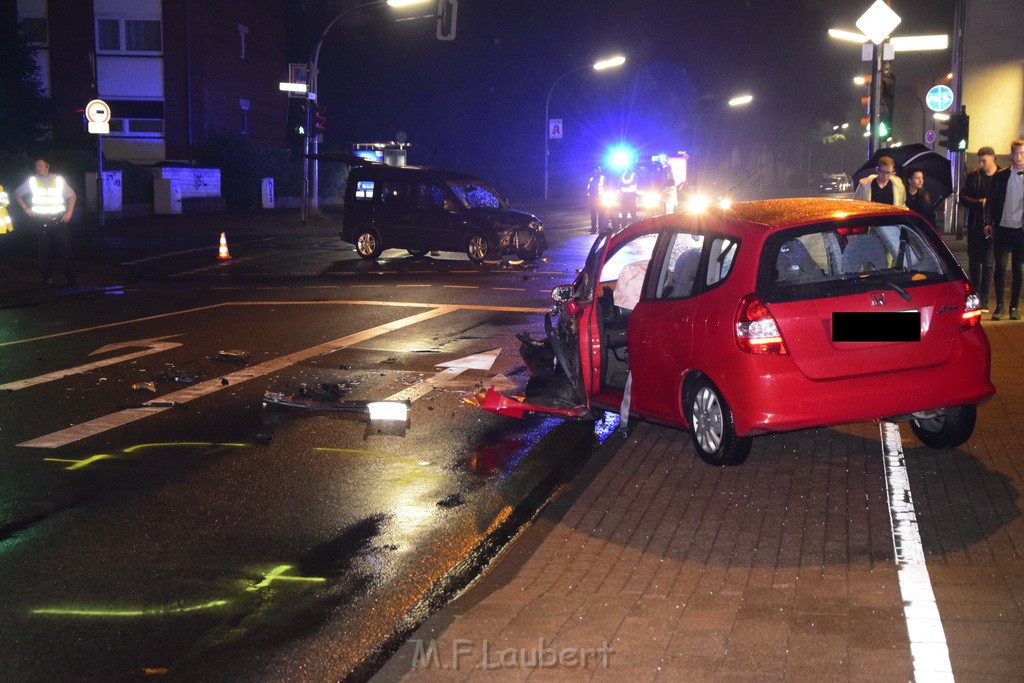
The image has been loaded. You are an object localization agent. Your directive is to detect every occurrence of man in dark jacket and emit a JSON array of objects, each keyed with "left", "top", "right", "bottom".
[
  {"left": 986, "top": 139, "right": 1024, "bottom": 320},
  {"left": 959, "top": 146, "right": 1000, "bottom": 311}
]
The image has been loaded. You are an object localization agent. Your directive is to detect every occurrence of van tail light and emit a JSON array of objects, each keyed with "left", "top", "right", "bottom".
[
  {"left": 735, "top": 294, "right": 789, "bottom": 354},
  {"left": 961, "top": 281, "right": 982, "bottom": 331}
]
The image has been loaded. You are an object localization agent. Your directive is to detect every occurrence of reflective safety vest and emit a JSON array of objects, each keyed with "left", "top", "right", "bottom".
[
  {"left": 620, "top": 171, "right": 637, "bottom": 193},
  {"left": 0, "top": 186, "right": 12, "bottom": 234},
  {"left": 28, "top": 175, "right": 67, "bottom": 215}
]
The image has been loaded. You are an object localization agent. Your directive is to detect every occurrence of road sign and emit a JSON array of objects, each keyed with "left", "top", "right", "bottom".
[
  {"left": 925, "top": 129, "right": 936, "bottom": 144},
  {"left": 549, "top": 118, "right": 562, "bottom": 139},
  {"left": 84, "top": 99, "right": 111, "bottom": 123},
  {"left": 925, "top": 85, "right": 954, "bottom": 112}
]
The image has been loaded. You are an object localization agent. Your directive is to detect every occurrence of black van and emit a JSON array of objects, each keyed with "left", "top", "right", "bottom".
[{"left": 341, "top": 165, "right": 546, "bottom": 263}]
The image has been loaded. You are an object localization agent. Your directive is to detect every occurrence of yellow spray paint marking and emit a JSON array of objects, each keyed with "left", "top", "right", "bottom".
[
  {"left": 43, "top": 454, "right": 112, "bottom": 470},
  {"left": 45, "top": 442, "right": 246, "bottom": 470},
  {"left": 31, "top": 599, "right": 228, "bottom": 617},
  {"left": 247, "top": 565, "right": 326, "bottom": 591}
]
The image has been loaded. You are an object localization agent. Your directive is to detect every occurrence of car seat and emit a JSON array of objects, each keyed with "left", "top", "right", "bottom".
[
  {"left": 776, "top": 239, "right": 824, "bottom": 283},
  {"left": 663, "top": 248, "right": 701, "bottom": 297},
  {"left": 841, "top": 234, "right": 889, "bottom": 274}
]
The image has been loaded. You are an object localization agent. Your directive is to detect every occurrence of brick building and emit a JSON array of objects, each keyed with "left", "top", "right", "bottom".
[{"left": 16, "top": 0, "right": 288, "bottom": 163}]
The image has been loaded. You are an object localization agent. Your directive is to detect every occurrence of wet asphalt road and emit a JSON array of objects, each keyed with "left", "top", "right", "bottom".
[{"left": 0, "top": 207, "right": 606, "bottom": 680}]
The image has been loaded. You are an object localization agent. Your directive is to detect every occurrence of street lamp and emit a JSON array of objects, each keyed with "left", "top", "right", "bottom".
[
  {"left": 304, "top": 0, "right": 431, "bottom": 220},
  {"left": 543, "top": 54, "right": 626, "bottom": 200},
  {"left": 727, "top": 94, "right": 754, "bottom": 107}
]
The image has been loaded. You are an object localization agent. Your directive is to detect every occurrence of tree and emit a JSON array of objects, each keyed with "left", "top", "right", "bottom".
[{"left": 0, "top": 12, "right": 49, "bottom": 155}]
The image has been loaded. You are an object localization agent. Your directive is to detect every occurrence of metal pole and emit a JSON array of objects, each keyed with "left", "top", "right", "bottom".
[
  {"left": 950, "top": 0, "right": 967, "bottom": 237},
  {"left": 301, "top": 92, "right": 310, "bottom": 226},
  {"left": 869, "top": 42, "right": 882, "bottom": 157},
  {"left": 97, "top": 134, "right": 105, "bottom": 228},
  {"left": 309, "top": 62, "right": 319, "bottom": 213},
  {"left": 543, "top": 85, "right": 552, "bottom": 200}
]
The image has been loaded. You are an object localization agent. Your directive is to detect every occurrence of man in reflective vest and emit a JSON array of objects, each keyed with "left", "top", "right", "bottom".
[{"left": 14, "top": 157, "right": 78, "bottom": 286}]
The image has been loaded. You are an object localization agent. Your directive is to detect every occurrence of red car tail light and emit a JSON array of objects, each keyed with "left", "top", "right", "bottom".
[
  {"left": 735, "top": 294, "right": 789, "bottom": 354},
  {"left": 961, "top": 281, "right": 982, "bottom": 330}
]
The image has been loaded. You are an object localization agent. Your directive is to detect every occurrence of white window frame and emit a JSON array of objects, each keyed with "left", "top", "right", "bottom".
[{"left": 95, "top": 17, "right": 163, "bottom": 55}]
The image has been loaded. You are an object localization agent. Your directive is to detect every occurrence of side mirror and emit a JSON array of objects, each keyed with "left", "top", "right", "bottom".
[{"left": 551, "top": 284, "right": 574, "bottom": 303}]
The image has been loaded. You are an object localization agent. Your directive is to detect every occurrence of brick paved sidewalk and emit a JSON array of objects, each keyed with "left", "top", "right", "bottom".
[{"left": 377, "top": 311, "right": 1024, "bottom": 682}]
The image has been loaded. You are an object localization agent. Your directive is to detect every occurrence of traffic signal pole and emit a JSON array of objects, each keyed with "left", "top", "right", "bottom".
[{"left": 869, "top": 42, "right": 883, "bottom": 157}]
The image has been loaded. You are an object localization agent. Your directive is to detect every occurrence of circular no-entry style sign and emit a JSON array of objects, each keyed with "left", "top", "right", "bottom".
[{"left": 85, "top": 99, "right": 111, "bottom": 123}]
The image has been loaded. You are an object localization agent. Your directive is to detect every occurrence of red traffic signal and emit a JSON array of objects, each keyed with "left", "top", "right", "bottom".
[{"left": 312, "top": 106, "right": 327, "bottom": 135}]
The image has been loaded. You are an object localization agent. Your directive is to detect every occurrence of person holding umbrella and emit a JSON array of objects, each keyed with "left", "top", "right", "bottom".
[
  {"left": 905, "top": 169, "right": 936, "bottom": 226},
  {"left": 854, "top": 156, "right": 906, "bottom": 206},
  {"left": 986, "top": 139, "right": 1024, "bottom": 320}
]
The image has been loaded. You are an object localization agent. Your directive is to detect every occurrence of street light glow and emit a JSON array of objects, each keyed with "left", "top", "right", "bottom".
[
  {"left": 853, "top": 75, "right": 868, "bottom": 85},
  {"left": 890, "top": 34, "right": 949, "bottom": 51},
  {"left": 728, "top": 94, "right": 754, "bottom": 107},
  {"left": 385, "top": 0, "right": 431, "bottom": 6},
  {"left": 828, "top": 28, "right": 868, "bottom": 43},
  {"left": 593, "top": 55, "right": 626, "bottom": 71},
  {"left": 278, "top": 82, "right": 307, "bottom": 93}
]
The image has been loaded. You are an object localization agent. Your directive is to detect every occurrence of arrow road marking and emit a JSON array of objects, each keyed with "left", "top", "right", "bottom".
[
  {"left": 384, "top": 348, "right": 501, "bottom": 404},
  {"left": 0, "top": 336, "right": 184, "bottom": 391},
  {"left": 17, "top": 306, "right": 460, "bottom": 449}
]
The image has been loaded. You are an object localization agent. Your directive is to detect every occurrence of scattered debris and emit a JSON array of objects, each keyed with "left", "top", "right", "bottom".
[
  {"left": 214, "top": 350, "right": 249, "bottom": 363},
  {"left": 381, "top": 357, "right": 398, "bottom": 365},
  {"left": 131, "top": 382, "right": 157, "bottom": 392},
  {"left": 154, "top": 368, "right": 198, "bottom": 384},
  {"left": 437, "top": 493, "right": 466, "bottom": 509},
  {"left": 254, "top": 432, "right": 273, "bottom": 445},
  {"left": 221, "top": 378, "right": 229, "bottom": 385}
]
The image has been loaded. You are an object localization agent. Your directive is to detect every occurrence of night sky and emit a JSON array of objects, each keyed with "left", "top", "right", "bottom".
[{"left": 296, "top": 0, "right": 954, "bottom": 198}]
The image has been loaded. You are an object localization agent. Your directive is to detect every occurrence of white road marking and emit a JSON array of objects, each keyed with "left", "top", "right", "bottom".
[
  {"left": 880, "top": 421, "right": 954, "bottom": 683},
  {"left": 17, "top": 306, "right": 461, "bottom": 449},
  {"left": 383, "top": 349, "right": 500, "bottom": 403},
  {"left": 0, "top": 336, "right": 183, "bottom": 391}
]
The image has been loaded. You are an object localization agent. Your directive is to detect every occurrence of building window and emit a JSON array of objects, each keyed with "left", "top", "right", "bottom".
[
  {"left": 20, "top": 16, "right": 49, "bottom": 45},
  {"left": 238, "top": 25, "right": 249, "bottom": 60},
  {"left": 239, "top": 99, "right": 250, "bottom": 135},
  {"left": 96, "top": 18, "right": 162, "bottom": 54}
]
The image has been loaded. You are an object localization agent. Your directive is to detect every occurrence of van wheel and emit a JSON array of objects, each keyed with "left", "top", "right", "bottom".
[
  {"left": 355, "top": 229, "right": 383, "bottom": 260},
  {"left": 687, "top": 378, "right": 752, "bottom": 466},
  {"left": 909, "top": 405, "right": 976, "bottom": 449},
  {"left": 467, "top": 233, "right": 495, "bottom": 264}
]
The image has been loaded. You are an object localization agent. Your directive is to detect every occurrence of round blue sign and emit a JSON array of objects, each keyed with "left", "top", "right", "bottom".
[{"left": 925, "top": 85, "right": 954, "bottom": 112}]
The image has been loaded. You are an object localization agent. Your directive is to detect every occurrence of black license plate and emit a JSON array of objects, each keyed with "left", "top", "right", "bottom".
[{"left": 832, "top": 311, "right": 920, "bottom": 342}]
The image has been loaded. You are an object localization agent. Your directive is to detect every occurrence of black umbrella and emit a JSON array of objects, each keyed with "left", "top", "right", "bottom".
[{"left": 852, "top": 144, "right": 952, "bottom": 206}]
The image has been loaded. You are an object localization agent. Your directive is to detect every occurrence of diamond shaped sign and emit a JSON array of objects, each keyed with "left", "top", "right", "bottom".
[{"left": 856, "top": 0, "right": 901, "bottom": 44}]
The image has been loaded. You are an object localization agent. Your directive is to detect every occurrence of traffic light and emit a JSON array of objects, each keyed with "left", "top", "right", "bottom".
[
  {"left": 312, "top": 106, "right": 326, "bottom": 136},
  {"left": 436, "top": 0, "right": 457, "bottom": 41},
  {"left": 939, "top": 112, "right": 969, "bottom": 151}
]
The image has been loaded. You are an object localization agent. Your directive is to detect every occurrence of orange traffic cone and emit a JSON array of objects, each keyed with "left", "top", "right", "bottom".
[{"left": 217, "top": 232, "right": 231, "bottom": 260}]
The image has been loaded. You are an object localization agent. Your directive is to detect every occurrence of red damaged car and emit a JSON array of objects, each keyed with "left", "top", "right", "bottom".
[{"left": 476, "top": 197, "right": 994, "bottom": 466}]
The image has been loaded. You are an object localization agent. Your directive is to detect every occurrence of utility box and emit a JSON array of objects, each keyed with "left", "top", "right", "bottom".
[
  {"left": 154, "top": 178, "right": 182, "bottom": 214},
  {"left": 84, "top": 171, "right": 123, "bottom": 212},
  {"left": 261, "top": 178, "right": 275, "bottom": 208}
]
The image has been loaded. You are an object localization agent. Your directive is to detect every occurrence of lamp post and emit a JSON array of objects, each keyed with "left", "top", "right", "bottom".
[
  {"left": 543, "top": 55, "right": 625, "bottom": 200},
  {"left": 304, "top": 0, "right": 430, "bottom": 220}
]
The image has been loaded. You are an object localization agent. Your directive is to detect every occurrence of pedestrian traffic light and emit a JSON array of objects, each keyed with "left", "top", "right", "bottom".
[
  {"left": 879, "top": 74, "right": 895, "bottom": 140},
  {"left": 312, "top": 106, "right": 326, "bottom": 136},
  {"left": 939, "top": 112, "right": 969, "bottom": 151},
  {"left": 436, "top": 0, "right": 457, "bottom": 41}
]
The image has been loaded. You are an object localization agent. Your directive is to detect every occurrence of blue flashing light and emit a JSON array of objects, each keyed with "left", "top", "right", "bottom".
[{"left": 604, "top": 144, "right": 638, "bottom": 172}]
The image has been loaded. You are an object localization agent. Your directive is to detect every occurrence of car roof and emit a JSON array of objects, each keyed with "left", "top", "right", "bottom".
[
  {"left": 350, "top": 164, "right": 483, "bottom": 183},
  {"left": 721, "top": 197, "right": 911, "bottom": 230}
]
